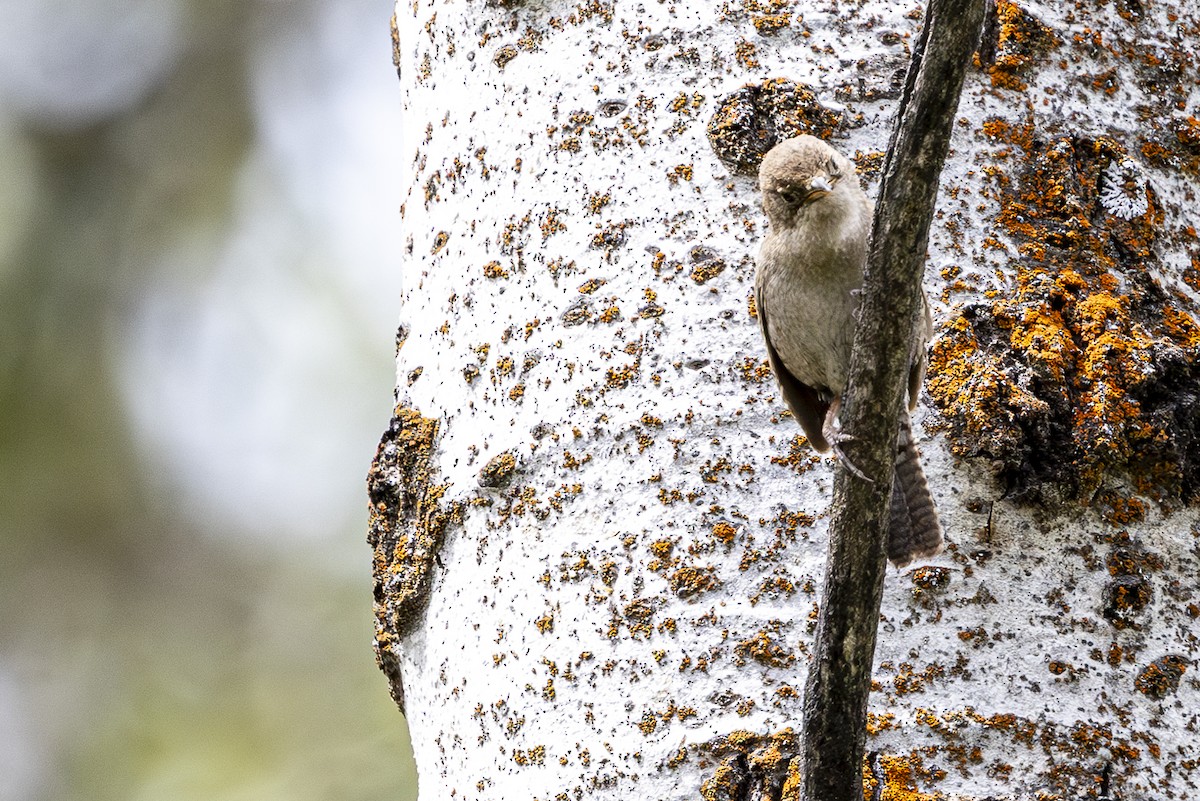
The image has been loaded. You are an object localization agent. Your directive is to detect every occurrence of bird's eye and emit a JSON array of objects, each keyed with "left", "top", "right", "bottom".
[
  {"left": 826, "top": 156, "right": 842, "bottom": 179},
  {"left": 777, "top": 186, "right": 803, "bottom": 205}
]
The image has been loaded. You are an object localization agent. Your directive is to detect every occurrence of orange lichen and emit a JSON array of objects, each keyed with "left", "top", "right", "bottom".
[
  {"left": 852, "top": 150, "right": 886, "bottom": 182},
  {"left": 740, "top": 356, "right": 773, "bottom": 383},
  {"left": 733, "top": 627, "right": 795, "bottom": 668},
  {"left": 1177, "top": 116, "right": 1200, "bottom": 149},
  {"left": 862, "top": 754, "right": 942, "bottom": 801},
  {"left": 605, "top": 364, "right": 638, "bottom": 389},
  {"left": 978, "top": 0, "right": 1060, "bottom": 91},
  {"left": 929, "top": 128, "right": 1200, "bottom": 505},
  {"left": 1103, "top": 574, "right": 1152, "bottom": 629},
  {"left": 540, "top": 207, "right": 567, "bottom": 240},
  {"left": 667, "top": 164, "right": 694, "bottom": 184},
  {"left": 1095, "top": 490, "right": 1148, "bottom": 526},
  {"left": 482, "top": 260, "right": 508, "bottom": 278},
  {"left": 909, "top": 566, "right": 952, "bottom": 592},
  {"left": 891, "top": 662, "right": 947, "bottom": 696},
  {"left": 751, "top": 13, "right": 790, "bottom": 35},
  {"left": 769, "top": 434, "right": 821, "bottom": 474},
  {"left": 690, "top": 255, "right": 726, "bottom": 284},
  {"left": 478, "top": 451, "right": 518, "bottom": 488},
  {"left": 493, "top": 44, "right": 518, "bottom": 69},
  {"left": 734, "top": 38, "right": 759, "bottom": 70},
  {"left": 711, "top": 521, "right": 737, "bottom": 545},
  {"left": 669, "top": 565, "right": 720, "bottom": 597},
  {"left": 699, "top": 728, "right": 800, "bottom": 800}
]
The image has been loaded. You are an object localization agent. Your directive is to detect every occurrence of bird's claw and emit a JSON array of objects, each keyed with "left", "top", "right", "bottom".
[
  {"left": 822, "top": 398, "right": 873, "bottom": 481},
  {"left": 831, "top": 438, "right": 873, "bottom": 482}
]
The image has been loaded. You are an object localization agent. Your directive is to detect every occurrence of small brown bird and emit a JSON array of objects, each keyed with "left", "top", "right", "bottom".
[{"left": 754, "top": 135, "right": 943, "bottom": 568}]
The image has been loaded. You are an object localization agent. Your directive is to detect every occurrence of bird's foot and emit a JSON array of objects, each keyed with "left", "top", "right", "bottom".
[
  {"left": 823, "top": 400, "right": 873, "bottom": 482},
  {"left": 831, "top": 437, "right": 872, "bottom": 482}
]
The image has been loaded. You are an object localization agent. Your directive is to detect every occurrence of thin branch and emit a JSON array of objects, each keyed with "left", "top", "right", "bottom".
[{"left": 798, "top": 2, "right": 986, "bottom": 799}]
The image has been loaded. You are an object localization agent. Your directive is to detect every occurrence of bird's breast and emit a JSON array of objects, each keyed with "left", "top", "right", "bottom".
[{"left": 758, "top": 228, "right": 865, "bottom": 396}]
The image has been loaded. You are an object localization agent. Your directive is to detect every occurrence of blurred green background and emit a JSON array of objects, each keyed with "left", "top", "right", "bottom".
[{"left": 0, "top": 0, "right": 418, "bottom": 798}]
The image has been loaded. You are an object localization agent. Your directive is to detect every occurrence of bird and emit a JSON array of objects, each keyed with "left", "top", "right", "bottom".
[{"left": 753, "top": 134, "right": 943, "bottom": 568}]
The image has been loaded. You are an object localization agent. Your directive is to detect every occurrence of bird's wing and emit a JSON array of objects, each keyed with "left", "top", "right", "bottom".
[
  {"left": 907, "top": 352, "right": 926, "bottom": 413},
  {"left": 754, "top": 278, "right": 832, "bottom": 452},
  {"left": 906, "top": 296, "right": 934, "bottom": 411}
]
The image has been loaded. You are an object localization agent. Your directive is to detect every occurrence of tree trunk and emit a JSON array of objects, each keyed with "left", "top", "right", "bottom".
[{"left": 372, "top": 1, "right": 1200, "bottom": 799}]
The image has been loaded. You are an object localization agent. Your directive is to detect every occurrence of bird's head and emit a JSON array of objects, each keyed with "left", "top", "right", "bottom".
[{"left": 758, "top": 135, "right": 858, "bottom": 230}]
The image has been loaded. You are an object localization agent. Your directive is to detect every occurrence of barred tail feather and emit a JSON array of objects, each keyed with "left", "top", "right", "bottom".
[{"left": 886, "top": 412, "right": 943, "bottom": 568}]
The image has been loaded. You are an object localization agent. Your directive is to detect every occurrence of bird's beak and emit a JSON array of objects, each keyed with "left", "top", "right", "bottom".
[{"left": 805, "top": 176, "right": 833, "bottom": 202}]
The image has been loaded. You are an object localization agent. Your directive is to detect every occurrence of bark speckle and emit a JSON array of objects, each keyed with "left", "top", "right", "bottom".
[{"left": 707, "top": 79, "right": 843, "bottom": 176}]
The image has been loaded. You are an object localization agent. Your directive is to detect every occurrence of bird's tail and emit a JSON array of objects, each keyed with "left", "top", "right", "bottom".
[{"left": 887, "top": 412, "right": 943, "bottom": 568}]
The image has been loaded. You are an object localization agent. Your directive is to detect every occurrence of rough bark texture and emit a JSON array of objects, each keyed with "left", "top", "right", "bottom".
[
  {"left": 799, "top": 1, "right": 985, "bottom": 798},
  {"left": 375, "top": 1, "right": 1200, "bottom": 799}
]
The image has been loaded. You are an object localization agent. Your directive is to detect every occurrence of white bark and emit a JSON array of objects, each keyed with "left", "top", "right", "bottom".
[{"left": 376, "top": 1, "right": 1200, "bottom": 798}]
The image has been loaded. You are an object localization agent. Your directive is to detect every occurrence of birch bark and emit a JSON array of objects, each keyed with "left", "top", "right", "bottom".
[{"left": 371, "top": 1, "right": 1200, "bottom": 798}]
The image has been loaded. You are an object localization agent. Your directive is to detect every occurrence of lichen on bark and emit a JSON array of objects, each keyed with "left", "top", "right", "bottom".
[
  {"left": 367, "top": 403, "right": 461, "bottom": 710},
  {"left": 707, "top": 78, "right": 844, "bottom": 176},
  {"left": 928, "top": 128, "right": 1200, "bottom": 508}
]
